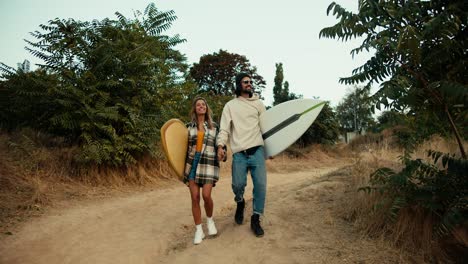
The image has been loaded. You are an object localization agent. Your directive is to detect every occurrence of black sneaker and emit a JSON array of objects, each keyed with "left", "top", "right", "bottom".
[
  {"left": 251, "top": 214, "right": 264, "bottom": 237},
  {"left": 235, "top": 200, "right": 245, "bottom": 225}
]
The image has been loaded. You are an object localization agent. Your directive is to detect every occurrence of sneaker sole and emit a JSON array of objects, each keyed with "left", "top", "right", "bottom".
[{"left": 193, "top": 234, "right": 205, "bottom": 244}]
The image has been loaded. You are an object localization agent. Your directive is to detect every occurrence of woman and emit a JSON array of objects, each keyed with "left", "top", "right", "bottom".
[{"left": 184, "top": 97, "right": 222, "bottom": 245}]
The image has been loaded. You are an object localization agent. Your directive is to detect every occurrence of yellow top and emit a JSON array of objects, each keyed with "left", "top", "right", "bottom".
[{"left": 196, "top": 131, "right": 205, "bottom": 152}]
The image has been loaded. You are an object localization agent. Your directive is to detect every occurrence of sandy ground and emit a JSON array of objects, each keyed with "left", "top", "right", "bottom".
[{"left": 0, "top": 163, "right": 405, "bottom": 264}]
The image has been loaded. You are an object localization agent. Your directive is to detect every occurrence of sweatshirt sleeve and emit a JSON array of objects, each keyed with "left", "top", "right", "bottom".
[
  {"left": 259, "top": 101, "right": 266, "bottom": 115},
  {"left": 216, "top": 104, "right": 231, "bottom": 147}
]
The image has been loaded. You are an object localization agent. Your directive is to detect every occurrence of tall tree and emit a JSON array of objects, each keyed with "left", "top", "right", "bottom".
[
  {"left": 273, "top": 63, "right": 300, "bottom": 105},
  {"left": 320, "top": 0, "right": 467, "bottom": 158},
  {"left": 189, "top": 49, "right": 266, "bottom": 96},
  {"left": 336, "top": 86, "right": 375, "bottom": 133},
  {"left": 273, "top": 63, "right": 284, "bottom": 105}
]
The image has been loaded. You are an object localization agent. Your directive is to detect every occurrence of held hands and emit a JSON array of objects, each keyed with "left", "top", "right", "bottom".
[{"left": 217, "top": 146, "right": 226, "bottom": 162}]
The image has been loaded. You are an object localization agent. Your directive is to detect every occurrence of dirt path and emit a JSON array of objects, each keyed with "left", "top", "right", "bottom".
[{"left": 0, "top": 164, "right": 403, "bottom": 264}]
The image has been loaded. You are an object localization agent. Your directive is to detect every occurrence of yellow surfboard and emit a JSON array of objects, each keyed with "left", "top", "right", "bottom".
[{"left": 160, "top": 119, "right": 188, "bottom": 181}]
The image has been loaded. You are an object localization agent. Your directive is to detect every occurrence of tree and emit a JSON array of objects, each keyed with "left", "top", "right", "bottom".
[
  {"left": 335, "top": 86, "right": 375, "bottom": 133},
  {"left": 273, "top": 63, "right": 285, "bottom": 105},
  {"left": 320, "top": 0, "right": 467, "bottom": 158},
  {"left": 0, "top": 3, "right": 190, "bottom": 166},
  {"left": 272, "top": 63, "right": 300, "bottom": 105},
  {"left": 321, "top": 3, "right": 468, "bottom": 259},
  {"left": 375, "top": 110, "right": 407, "bottom": 132},
  {"left": 297, "top": 102, "right": 340, "bottom": 146},
  {"left": 189, "top": 49, "right": 266, "bottom": 96}
]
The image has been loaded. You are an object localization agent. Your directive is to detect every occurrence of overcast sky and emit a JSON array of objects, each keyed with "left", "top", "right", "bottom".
[{"left": 0, "top": 0, "right": 371, "bottom": 107}]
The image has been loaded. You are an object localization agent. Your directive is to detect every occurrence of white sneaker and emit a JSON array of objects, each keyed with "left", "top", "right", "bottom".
[
  {"left": 207, "top": 217, "right": 218, "bottom": 236},
  {"left": 193, "top": 225, "right": 205, "bottom": 245}
]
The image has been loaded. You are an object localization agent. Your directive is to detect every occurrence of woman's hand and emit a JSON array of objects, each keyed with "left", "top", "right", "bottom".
[{"left": 217, "top": 146, "right": 226, "bottom": 162}]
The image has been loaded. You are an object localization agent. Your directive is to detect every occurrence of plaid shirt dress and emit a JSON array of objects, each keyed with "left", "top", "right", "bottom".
[{"left": 183, "top": 122, "right": 220, "bottom": 186}]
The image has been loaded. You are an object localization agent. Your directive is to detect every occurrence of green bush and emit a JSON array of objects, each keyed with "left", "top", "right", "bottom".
[
  {"left": 361, "top": 150, "right": 468, "bottom": 245},
  {"left": 0, "top": 4, "right": 190, "bottom": 166}
]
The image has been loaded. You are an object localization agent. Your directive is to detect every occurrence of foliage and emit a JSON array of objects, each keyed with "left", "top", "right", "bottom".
[
  {"left": 323, "top": 3, "right": 467, "bottom": 259},
  {"left": 373, "top": 109, "right": 458, "bottom": 149},
  {"left": 335, "top": 86, "right": 375, "bottom": 133},
  {"left": 206, "top": 94, "right": 234, "bottom": 124},
  {"left": 273, "top": 63, "right": 284, "bottom": 105},
  {"left": 320, "top": 0, "right": 467, "bottom": 158},
  {"left": 0, "top": 3, "right": 190, "bottom": 166},
  {"left": 0, "top": 69, "right": 58, "bottom": 131},
  {"left": 189, "top": 49, "right": 266, "bottom": 96},
  {"left": 392, "top": 111, "right": 456, "bottom": 151},
  {"left": 375, "top": 110, "right": 407, "bottom": 132},
  {"left": 296, "top": 102, "right": 340, "bottom": 146},
  {"left": 360, "top": 151, "right": 468, "bottom": 239}
]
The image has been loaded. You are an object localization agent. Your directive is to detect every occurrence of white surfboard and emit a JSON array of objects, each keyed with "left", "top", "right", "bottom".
[{"left": 260, "top": 99, "right": 326, "bottom": 158}]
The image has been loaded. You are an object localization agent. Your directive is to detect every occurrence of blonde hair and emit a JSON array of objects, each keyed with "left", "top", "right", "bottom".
[{"left": 190, "top": 97, "right": 214, "bottom": 129}]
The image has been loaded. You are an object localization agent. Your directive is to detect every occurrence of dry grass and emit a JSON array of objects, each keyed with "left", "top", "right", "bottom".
[
  {"left": 218, "top": 143, "right": 347, "bottom": 176},
  {"left": 0, "top": 130, "right": 346, "bottom": 231},
  {"left": 413, "top": 135, "right": 467, "bottom": 160},
  {"left": 266, "top": 143, "right": 350, "bottom": 174},
  {"left": 0, "top": 130, "right": 177, "bottom": 231},
  {"left": 76, "top": 156, "right": 175, "bottom": 187},
  {"left": 1, "top": 129, "right": 466, "bottom": 262},
  {"left": 336, "top": 134, "right": 468, "bottom": 263}
]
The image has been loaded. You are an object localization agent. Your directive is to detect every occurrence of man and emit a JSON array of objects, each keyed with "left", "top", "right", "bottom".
[{"left": 217, "top": 72, "right": 267, "bottom": 237}]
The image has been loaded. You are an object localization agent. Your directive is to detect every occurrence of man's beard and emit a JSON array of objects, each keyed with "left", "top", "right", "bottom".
[{"left": 242, "top": 87, "right": 253, "bottom": 97}]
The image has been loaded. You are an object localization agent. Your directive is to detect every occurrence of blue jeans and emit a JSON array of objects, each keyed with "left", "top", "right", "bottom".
[
  {"left": 232, "top": 146, "right": 267, "bottom": 215},
  {"left": 188, "top": 152, "right": 201, "bottom": 180}
]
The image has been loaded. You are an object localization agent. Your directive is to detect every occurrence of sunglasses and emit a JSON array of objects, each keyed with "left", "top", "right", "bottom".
[{"left": 242, "top": 80, "right": 254, "bottom": 85}]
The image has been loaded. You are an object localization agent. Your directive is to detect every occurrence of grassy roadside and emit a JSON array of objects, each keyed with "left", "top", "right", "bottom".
[
  {"left": 334, "top": 135, "right": 467, "bottom": 263},
  {"left": 1, "top": 129, "right": 466, "bottom": 263},
  {"left": 0, "top": 129, "right": 347, "bottom": 234},
  {"left": 0, "top": 130, "right": 178, "bottom": 233}
]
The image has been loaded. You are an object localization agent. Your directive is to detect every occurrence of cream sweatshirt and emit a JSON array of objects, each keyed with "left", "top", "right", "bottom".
[{"left": 217, "top": 94, "right": 266, "bottom": 153}]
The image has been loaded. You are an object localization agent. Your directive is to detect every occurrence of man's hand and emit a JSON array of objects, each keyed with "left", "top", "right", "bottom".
[{"left": 217, "top": 146, "right": 226, "bottom": 162}]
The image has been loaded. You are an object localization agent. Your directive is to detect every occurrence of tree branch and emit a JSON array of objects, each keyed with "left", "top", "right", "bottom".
[{"left": 400, "top": 63, "right": 466, "bottom": 159}]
